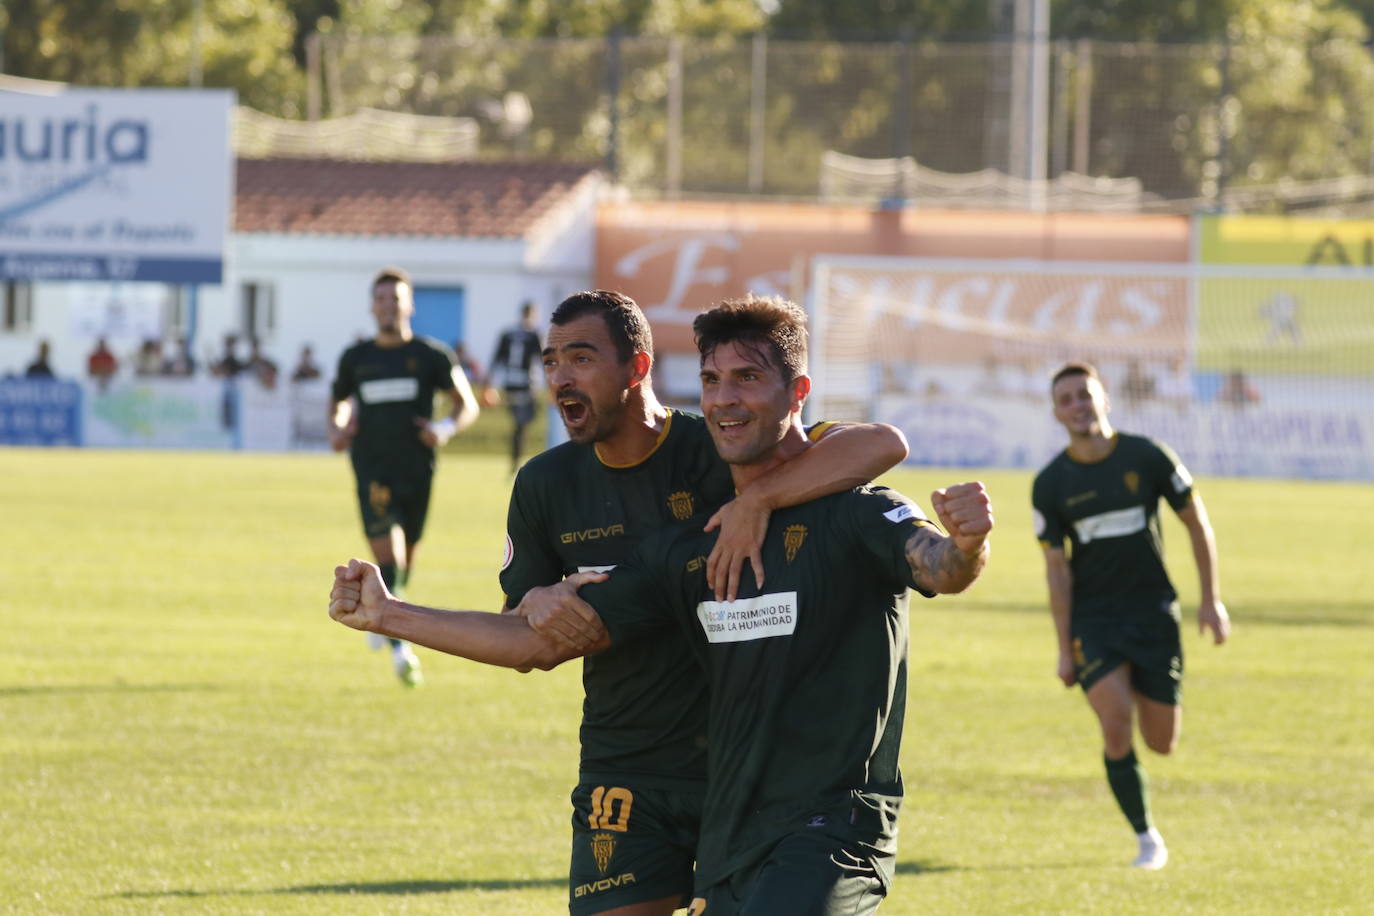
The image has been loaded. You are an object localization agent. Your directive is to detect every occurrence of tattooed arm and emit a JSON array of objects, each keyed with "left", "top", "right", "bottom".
[{"left": 904, "top": 481, "right": 994, "bottom": 594}]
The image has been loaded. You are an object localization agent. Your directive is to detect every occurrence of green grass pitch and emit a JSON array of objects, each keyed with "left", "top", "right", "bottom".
[{"left": 2, "top": 447, "right": 1371, "bottom": 914}]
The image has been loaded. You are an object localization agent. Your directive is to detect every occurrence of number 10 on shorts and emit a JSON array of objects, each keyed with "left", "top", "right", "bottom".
[{"left": 589, "top": 786, "right": 633, "bottom": 832}]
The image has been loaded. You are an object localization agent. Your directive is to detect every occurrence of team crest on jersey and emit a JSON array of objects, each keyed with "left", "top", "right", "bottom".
[
  {"left": 368, "top": 482, "right": 391, "bottom": 513},
  {"left": 668, "top": 491, "right": 695, "bottom": 520},
  {"left": 591, "top": 832, "right": 616, "bottom": 873},
  {"left": 406, "top": 357, "right": 418, "bottom": 371},
  {"left": 1124, "top": 471, "right": 1140, "bottom": 494},
  {"left": 784, "top": 524, "right": 807, "bottom": 564},
  {"left": 501, "top": 534, "right": 513, "bottom": 571}
]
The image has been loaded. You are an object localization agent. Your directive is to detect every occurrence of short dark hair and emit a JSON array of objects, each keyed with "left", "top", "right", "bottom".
[
  {"left": 1050, "top": 360, "right": 1102, "bottom": 392},
  {"left": 550, "top": 290, "right": 653, "bottom": 364},
  {"left": 693, "top": 295, "right": 808, "bottom": 381},
  {"left": 373, "top": 267, "right": 411, "bottom": 291}
]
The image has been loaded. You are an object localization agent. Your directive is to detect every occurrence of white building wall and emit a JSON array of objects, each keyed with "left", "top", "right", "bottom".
[{"left": 1, "top": 218, "right": 595, "bottom": 385}]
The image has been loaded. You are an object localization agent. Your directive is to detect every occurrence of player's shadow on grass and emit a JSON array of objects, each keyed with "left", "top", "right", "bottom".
[
  {"left": 276, "top": 878, "right": 567, "bottom": 895},
  {"left": 895, "top": 859, "right": 1092, "bottom": 874},
  {"left": 114, "top": 877, "right": 566, "bottom": 900},
  {"left": 0, "top": 682, "right": 224, "bottom": 698},
  {"left": 894, "top": 860, "right": 959, "bottom": 876}
]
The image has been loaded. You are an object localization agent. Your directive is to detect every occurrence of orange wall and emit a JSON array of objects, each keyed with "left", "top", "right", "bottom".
[{"left": 595, "top": 200, "right": 1190, "bottom": 353}]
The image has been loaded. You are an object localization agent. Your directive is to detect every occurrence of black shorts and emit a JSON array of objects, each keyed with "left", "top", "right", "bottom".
[
  {"left": 568, "top": 781, "right": 702, "bottom": 915},
  {"left": 352, "top": 466, "right": 433, "bottom": 544},
  {"left": 689, "top": 831, "right": 887, "bottom": 916},
  {"left": 1072, "top": 600, "right": 1183, "bottom": 705},
  {"left": 506, "top": 388, "right": 536, "bottom": 425}
]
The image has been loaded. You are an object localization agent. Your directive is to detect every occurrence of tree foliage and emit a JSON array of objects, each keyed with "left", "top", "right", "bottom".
[
  {"left": 3, "top": 0, "right": 1373, "bottom": 202},
  {"left": 1, "top": 0, "right": 306, "bottom": 116}
]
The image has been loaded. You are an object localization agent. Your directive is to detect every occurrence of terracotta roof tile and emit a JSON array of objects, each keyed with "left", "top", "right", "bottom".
[{"left": 234, "top": 158, "right": 600, "bottom": 238}]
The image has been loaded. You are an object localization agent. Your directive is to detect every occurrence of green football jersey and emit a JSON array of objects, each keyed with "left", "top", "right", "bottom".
[
  {"left": 331, "top": 337, "right": 457, "bottom": 474},
  {"left": 500, "top": 409, "right": 734, "bottom": 789},
  {"left": 582, "top": 485, "right": 936, "bottom": 890},
  {"left": 1031, "top": 432, "right": 1194, "bottom": 617}
]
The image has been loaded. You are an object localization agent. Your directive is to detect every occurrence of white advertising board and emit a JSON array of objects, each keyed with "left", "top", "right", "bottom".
[{"left": 0, "top": 87, "right": 233, "bottom": 283}]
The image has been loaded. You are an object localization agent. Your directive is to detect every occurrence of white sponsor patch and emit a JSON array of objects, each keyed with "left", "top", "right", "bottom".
[
  {"left": 576, "top": 565, "right": 616, "bottom": 574},
  {"left": 696, "top": 592, "right": 798, "bottom": 643},
  {"left": 1073, "top": 506, "right": 1147, "bottom": 544},
  {"left": 1171, "top": 465, "right": 1193, "bottom": 494},
  {"left": 883, "top": 504, "right": 918, "bottom": 524},
  {"left": 1031, "top": 508, "right": 1046, "bottom": 538},
  {"left": 359, "top": 377, "right": 419, "bottom": 404},
  {"left": 501, "top": 534, "right": 513, "bottom": 571}
]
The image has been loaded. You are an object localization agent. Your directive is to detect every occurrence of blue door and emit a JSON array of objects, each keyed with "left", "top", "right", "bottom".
[{"left": 412, "top": 286, "right": 465, "bottom": 351}]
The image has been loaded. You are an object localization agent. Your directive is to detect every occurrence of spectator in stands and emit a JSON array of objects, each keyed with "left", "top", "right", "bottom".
[
  {"left": 1121, "top": 359, "right": 1157, "bottom": 409},
  {"left": 974, "top": 354, "right": 1012, "bottom": 397},
  {"left": 248, "top": 337, "right": 279, "bottom": 389},
  {"left": 1219, "top": 368, "right": 1260, "bottom": 407},
  {"left": 1258, "top": 290, "right": 1302, "bottom": 346},
  {"left": 87, "top": 338, "right": 118, "bottom": 388},
  {"left": 134, "top": 339, "right": 163, "bottom": 377},
  {"left": 25, "top": 340, "right": 55, "bottom": 378},
  {"left": 210, "top": 334, "right": 247, "bottom": 378},
  {"left": 1156, "top": 357, "right": 1192, "bottom": 414},
  {"left": 161, "top": 337, "right": 196, "bottom": 378},
  {"left": 291, "top": 344, "right": 323, "bottom": 382}
]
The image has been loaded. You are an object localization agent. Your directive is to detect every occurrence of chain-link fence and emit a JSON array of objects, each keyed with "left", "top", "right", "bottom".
[{"left": 307, "top": 33, "right": 1374, "bottom": 213}]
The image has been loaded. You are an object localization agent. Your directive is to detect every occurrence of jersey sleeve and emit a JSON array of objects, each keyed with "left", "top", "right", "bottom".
[
  {"left": 843, "top": 487, "right": 939, "bottom": 599},
  {"left": 576, "top": 548, "right": 677, "bottom": 646},
  {"left": 499, "top": 470, "right": 565, "bottom": 607},
  {"left": 1031, "top": 470, "right": 1066, "bottom": 549},
  {"left": 1149, "top": 438, "right": 1195, "bottom": 511},
  {"left": 430, "top": 341, "right": 460, "bottom": 392},
  {"left": 330, "top": 348, "right": 355, "bottom": 402}
]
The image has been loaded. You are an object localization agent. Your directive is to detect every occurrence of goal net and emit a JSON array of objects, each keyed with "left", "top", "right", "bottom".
[{"left": 809, "top": 255, "right": 1374, "bottom": 480}]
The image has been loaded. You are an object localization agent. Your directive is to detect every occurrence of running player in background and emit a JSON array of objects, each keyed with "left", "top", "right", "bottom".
[
  {"left": 485, "top": 300, "right": 543, "bottom": 473},
  {"left": 1032, "top": 361, "right": 1230, "bottom": 869},
  {"left": 329, "top": 266, "right": 479, "bottom": 687}
]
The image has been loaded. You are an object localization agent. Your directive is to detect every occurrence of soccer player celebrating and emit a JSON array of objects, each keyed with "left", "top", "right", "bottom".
[
  {"left": 330, "top": 294, "right": 993, "bottom": 914},
  {"left": 1031, "top": 361, "right": 1231, "bottom": 869},
  {"left": 328, "top": 267, "right": 479, "bottom": 687}
]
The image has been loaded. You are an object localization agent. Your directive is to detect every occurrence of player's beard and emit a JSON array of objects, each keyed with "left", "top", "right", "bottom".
[{"left": 558, "top": 390, "right": 625, "bottom": 444}]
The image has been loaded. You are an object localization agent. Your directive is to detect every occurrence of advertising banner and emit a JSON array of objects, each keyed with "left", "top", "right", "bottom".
[
  {"left": 875, "top": 394, "right": 1374, "bottom": 480},
  {"left": 596, "top": 202, "right": 1189, "bottom": 362},
  {"left": 0, "top": 87, "right": 234, "bottom": 283},
  {"left": 0, "top": 378, "right": 81, "bottom": 445}
]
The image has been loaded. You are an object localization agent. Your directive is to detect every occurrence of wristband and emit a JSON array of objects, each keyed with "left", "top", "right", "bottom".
[{"left": 430, "top": 417, "right": 458, "bottom": 443}]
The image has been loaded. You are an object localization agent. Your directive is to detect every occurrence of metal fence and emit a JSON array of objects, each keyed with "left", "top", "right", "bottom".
[{"left": 307, "top": 33, "right": 1374, "bottom": 213}]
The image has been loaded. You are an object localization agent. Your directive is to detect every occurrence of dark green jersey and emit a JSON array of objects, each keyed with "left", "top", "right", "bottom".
[
  {"left": 331, "top": 337, "right": 457, "bottom": 474},
  {"left": 582, "top": 485, "right": 935, "bottom": 890},
  {"left": 1031, "top": 432, "right": 1194, "bottom": 617},
  {"left": 500, "top": 409, "right": 735, "bottom": 790}
]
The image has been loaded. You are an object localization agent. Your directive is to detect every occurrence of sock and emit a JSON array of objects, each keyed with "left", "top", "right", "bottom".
[
  {"left": 377, "top": 563, "right": 405, "bottom": 651},
  {"left": 1105, "top": 749, "right": 1152, "bottom": 834}
]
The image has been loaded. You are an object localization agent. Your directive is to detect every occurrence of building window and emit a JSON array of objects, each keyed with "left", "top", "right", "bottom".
[
  {"left": 163, "top": 286, "right": 190, "bottom": 339},
  {"left": 3, "top": 283, "right": 33, "bottom": 333},
  {"left": 241, "top": 282, "right": 276, "bottom": 341}
]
